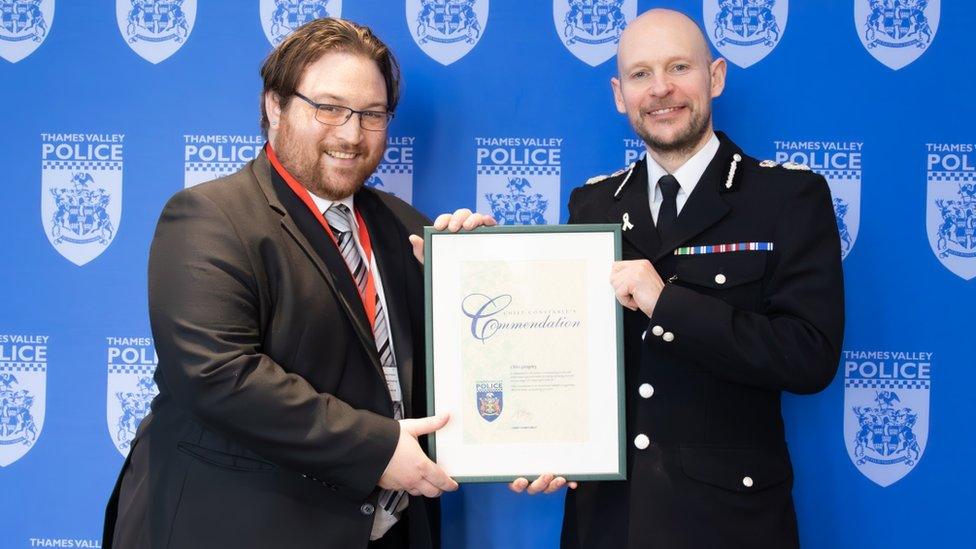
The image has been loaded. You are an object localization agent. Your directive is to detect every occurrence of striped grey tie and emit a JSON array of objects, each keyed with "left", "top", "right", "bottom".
[{"left": 323, "top": 204, "right": 406, "bottom": 532}]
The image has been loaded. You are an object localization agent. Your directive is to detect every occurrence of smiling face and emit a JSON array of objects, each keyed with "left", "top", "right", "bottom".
[
  {"left": 266, "top": 51, "right": 388, "bottom": 200},
  {"left": 611, "top": 10, "right": 726, "bottom": 159}
]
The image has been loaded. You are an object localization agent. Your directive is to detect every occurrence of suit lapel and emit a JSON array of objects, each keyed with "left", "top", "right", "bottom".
[
  {"left": 651, "top": 138, "right": 737, "bottom": 262},
  {"left": 356, "top": 190, "right": 415, "bottom": 414},
  {"left": 608, "top": 157, "right": 662, "bottom": 259},
  {"left": 254, "top": 154, "right": 384, "bottom": 378}
]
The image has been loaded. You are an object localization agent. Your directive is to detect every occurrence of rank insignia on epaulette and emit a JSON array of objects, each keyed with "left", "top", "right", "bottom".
[
  {"left": 587, "top": 163, "right": 632, "bottom": 186},
  {"left": 781, "top": 161, "right": 811, "bottom": 171},
  {"left": 759, "top": 160, "right": 778, "bottom": 168}
]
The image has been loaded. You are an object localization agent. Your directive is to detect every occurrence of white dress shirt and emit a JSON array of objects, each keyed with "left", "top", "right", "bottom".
[{"left": 646, "top": 133, "right": 721, "bottom": 224}]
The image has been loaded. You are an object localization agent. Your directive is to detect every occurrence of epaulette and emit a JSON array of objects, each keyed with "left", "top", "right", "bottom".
[
  {"left": 758, "top": 159, "right": 811, "bottom": 171},
  {"left": 781, "top": 161, "right": 811, "bottom": 171},
  {"left": 586, "top": 163, "right": 632, "bottom": 185}
]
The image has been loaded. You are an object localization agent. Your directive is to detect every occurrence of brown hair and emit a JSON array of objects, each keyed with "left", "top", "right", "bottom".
[{"left": 259, "top": 18, "right": 401, "bottom": 135}]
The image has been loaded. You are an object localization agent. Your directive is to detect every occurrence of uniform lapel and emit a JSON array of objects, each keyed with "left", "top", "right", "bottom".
[
  {"left": 254, "top": 154, "right": 384, "bottom": 378},
  {"left": 607, "top": 157, "right": 662, "bottom": 259},
  {"left": 356, "top": 189, "right": 415, "bottom": 414}
]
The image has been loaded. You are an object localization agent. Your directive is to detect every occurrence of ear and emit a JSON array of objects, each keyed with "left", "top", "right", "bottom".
[
  {"left": 709, "top": 58, "right": 727, "bottom": 99},
  {"left": 610, "top": 76, "right": 626, "bottom": 115},
  {"left": 264, "top": 91, "right": 283, "bottom": 128}
]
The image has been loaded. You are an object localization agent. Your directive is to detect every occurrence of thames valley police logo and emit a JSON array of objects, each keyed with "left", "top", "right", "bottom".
[
  {"left": 0, "top": 335, "right": 47, "bottom": 467},
  {"left": 774, "top": 140, "right": 862, "bottom": 260},
  {"left": 926, "top": 145, "right": 976, "bottom": 280},
  {"left": 476, "top": 381, "right": 503, "bottom": 422},
  {"left": 0, "top": 0, "right": 53, "bottom": 63},
  {"left": 106, "top": 337, "right": 158, "bottom": 457},
  {"left": 553, "top": 0, "right": 636, "bottom": 67},
  {"left": 116, "top": 0, "right": 196, "bottom": 64},
  {"left": 261, "top": 0, "right": 339, "bottom": 46},
  {"left": 407, "top": 0, "right": 488, "bottom": 66},
  {"left": 476, "top": 137, "right": 561, "bottom": 225},
  {"left": 41, "top": 133, "right": 124, "bottom": 266},
  {"left": 855, "top": 0, "right": 939, "bottom": 70},
  {"left": 704, "top": 0, "right": 787, "bottom": 68},
  {"left": 843, "top": 350, "right": 931, "bottom": 487}
]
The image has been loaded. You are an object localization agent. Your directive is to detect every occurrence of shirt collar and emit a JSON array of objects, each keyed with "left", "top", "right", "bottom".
[
  {"left": 309, "top": 193, "right": 357, "bottom": 226},
  {"left": 646, "top": 132, "right": 721, "bottom": 199}
]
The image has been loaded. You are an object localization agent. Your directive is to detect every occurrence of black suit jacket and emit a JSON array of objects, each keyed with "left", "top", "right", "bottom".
[
  {"left": 561, "top": 133, "right": 844, "bottom": 549},
  {"left": 103, "top": 152, "right": 436, "bottom": 549}
]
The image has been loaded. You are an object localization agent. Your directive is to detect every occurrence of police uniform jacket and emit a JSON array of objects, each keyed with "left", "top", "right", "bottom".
[
  {"left": 561, "top": 133, "right": 845, "bottom": 549},
  {"left": 102, "top": 151, "right": 437, "bottom": 549}
]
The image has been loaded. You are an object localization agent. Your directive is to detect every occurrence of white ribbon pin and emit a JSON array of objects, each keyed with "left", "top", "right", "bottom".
[{"left": 622, "top": 212, "right": 635, "bottom": 231}]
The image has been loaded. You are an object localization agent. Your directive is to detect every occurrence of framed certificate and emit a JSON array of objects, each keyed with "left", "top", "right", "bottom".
[{"left": 424, "top": 224, "right": 625, "bottom": 483}]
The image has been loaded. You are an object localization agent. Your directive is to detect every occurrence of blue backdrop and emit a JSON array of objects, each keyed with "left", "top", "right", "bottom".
[{"left": 1, "top": 1, "right": 972, "bottom": 547}]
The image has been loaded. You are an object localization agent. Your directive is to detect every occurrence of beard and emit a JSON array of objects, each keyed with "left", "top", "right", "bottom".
[
  {"left": 273, "top": 118, "right": 381, "bottom": 201},
  {"left": 633, "top": 103, "right": 712, "bottom": 158}
]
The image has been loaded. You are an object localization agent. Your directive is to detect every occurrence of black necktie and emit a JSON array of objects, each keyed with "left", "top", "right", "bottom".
[{"left": 656, "top": 174, "right": 680, "bottom": 239}]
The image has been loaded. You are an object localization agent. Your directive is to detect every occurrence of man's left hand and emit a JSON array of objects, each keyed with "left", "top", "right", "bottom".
[
  {"left": 610, "top": 260, "right": 665, "bottom": 318},
  {"left": 509, "top": 474, "right": 577, "bottom": 495},
  {"left": 409, "top": 208, "right": 497, "bottom": 264}
]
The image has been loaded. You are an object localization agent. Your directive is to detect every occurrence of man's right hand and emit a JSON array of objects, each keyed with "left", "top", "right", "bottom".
[
  {"left": 409, "top": 208, "right": 497, "bottom": 264},
  {"left": 378, "top": 413, "right": 459, "bottom": 497}
]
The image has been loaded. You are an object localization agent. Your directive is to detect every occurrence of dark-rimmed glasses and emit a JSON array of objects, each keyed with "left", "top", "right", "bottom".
[{"left": 293, "top": 92, "right": 394, "bottom": 131}]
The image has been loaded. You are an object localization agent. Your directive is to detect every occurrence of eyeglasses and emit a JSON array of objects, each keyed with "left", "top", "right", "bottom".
[{"left": 292, "top": 92, "right": 394, "bottom": 131}]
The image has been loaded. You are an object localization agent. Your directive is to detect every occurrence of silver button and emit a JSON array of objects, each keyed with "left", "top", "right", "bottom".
[
  {"left": 641, "top": 330, "right": 647, "bottom": 341},
  {"left": 638, "top": 383, "right": 654, "bottom": 399},
  {"left": 714, "top": 273, "right": 727, "bottom": 285},
  {"left": 742, "top": 476, "right": 754, "bottom": 488},
  {"left": 360, "top": 503, "right": 375, "bottom": 515},
  {"left": 633, "top": 434, "right": 650, "bottom": 450},
  {"left": 662, "top": 332, "right": 675, "bottom": 342},
  {"left": 651, "top": 325, "right": 664, "bottom": 337}
]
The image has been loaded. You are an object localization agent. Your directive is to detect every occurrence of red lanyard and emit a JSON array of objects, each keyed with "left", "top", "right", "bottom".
[{"left": 266, "top": 143, "right": 378, "bottom": 329}]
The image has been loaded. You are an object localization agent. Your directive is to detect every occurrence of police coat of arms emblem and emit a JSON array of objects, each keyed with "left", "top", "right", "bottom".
[
  {"left": 107, "top": 374, "right": 157, "bottom": 456},
  {"left": 42, "top": 172, "right": 120, "bottom": 266},
  {"left": 825, "top": 171, "right": 861, "bottom": 261},
  {"left": 261, "top": 0, "right": 338, "bottom": 46},
  {"left": 485, "top": 177, "right": 549, "bottom": 226},
  {"left": 0, "top": 0, "right": 53, "bottom": 63},
  {"left": 407, "top": 0, "right": 488, "bottom": 65},
  {"left": 704, "top": 0, "right": 787, "bottom": 68},
  {"left": 855, "top": 0, "right": 939, "bottom": 70},
  {"left": 116, "top": 0, "right": 196, "bottom": 63},
  {"left": 927, "top": 170, "right": 976, "bottom": 280},
  {"left": 0, "top": 369, "right": 45, "bottom": 467},
  {"left": 833, "top": 198, "right": 855, "bottom": 259},
  {"left": 553, "top": 0, "right": 636, "bottom": 66},
  {"left": 844, "top": 367, "right": 930, "bottom": 487},
  {"left": 476, "top": 387, "right": 503, "bottom": 422}
]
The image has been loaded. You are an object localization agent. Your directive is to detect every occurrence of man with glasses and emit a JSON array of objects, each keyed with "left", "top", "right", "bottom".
[{"left": 103, "top": 18, "right": 462, "bottom": 549}]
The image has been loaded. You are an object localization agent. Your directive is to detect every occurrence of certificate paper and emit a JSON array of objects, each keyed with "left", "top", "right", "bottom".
[{"left": 425, "top": 225, "right": 624, "bottom": 482}]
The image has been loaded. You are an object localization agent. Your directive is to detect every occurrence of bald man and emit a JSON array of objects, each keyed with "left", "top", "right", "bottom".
[{"left": 515, "top": 9, "right": 844, "bottom": 548}]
